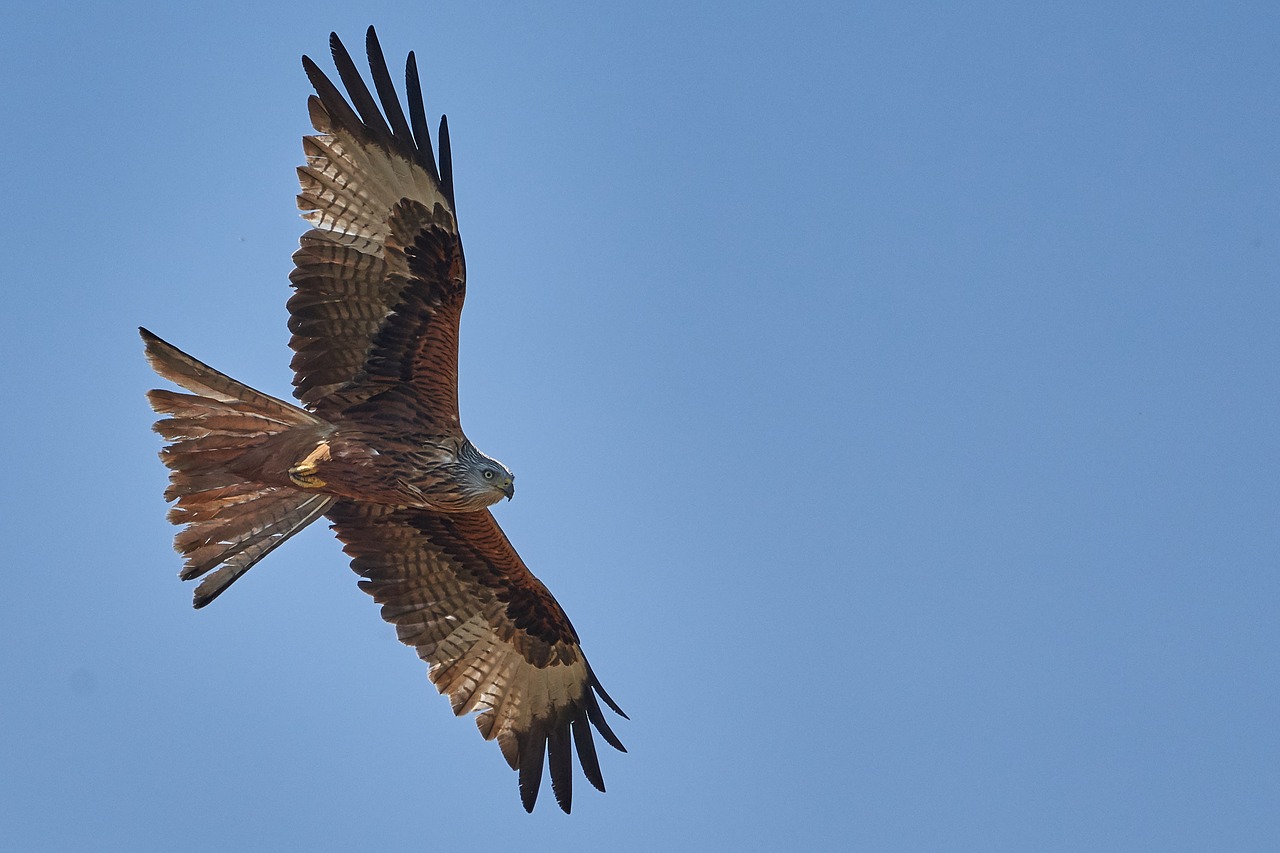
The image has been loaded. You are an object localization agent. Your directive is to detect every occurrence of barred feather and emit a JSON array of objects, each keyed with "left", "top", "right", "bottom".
[{"left": 141, "top": 328, "right": 334, "bottom": 607}]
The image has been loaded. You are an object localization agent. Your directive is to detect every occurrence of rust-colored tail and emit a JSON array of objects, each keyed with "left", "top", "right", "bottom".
[{"left": 141, "top": 327, "right": 335, "bottom": 607}]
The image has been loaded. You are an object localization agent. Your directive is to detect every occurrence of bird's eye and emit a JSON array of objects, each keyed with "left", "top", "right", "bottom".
[{"left": 483, "top": 470, "right": 494, "bottom": 480}]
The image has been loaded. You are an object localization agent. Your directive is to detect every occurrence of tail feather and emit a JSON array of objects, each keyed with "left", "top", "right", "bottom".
[
  {"left": 141, "top": 327, "right": 334, "bottom": 607},
  {"left": 167, "top": 483, "right": 277, "bottom": 524},
  {"left": 188, "top": 492, "right": 334, "bottom": 609},
  {"left": 141, "top": 327, "right": 316, "bottom": 420}
]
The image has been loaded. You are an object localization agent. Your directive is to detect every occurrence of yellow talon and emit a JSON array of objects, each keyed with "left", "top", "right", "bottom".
[{"left": 289, "top": 441, "right": 331, "bottom": 488}]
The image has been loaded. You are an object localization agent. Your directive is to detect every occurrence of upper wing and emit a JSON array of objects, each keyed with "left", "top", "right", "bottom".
[
  {"left": 289, "top": 27, "right": 465, "bottom": 428},
  {"left": 326, "top": 500, "right": 627, "bottom": 813}
]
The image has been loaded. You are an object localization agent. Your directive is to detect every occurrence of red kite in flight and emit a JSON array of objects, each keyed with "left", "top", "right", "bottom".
[{"left": 142, "top": 27, "right": 625, "bottom": 813}]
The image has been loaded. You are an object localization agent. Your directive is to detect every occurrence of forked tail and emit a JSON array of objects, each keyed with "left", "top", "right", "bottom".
[{"left": 141, "top": 327, "right": 335, "bottom": 607}]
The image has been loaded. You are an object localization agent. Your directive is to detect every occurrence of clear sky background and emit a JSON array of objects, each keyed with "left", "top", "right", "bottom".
[{"left": 3, "top": 1, "right": 1278, "bottom": 850}]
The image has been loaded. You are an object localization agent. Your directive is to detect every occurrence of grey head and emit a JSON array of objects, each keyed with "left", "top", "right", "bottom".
[{"left": 457, "top": 439, "right": 515, "bottom": 504}]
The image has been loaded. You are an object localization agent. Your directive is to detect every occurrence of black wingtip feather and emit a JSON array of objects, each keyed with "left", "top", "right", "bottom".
[
  {"left": 586, "top": 691, "right": 627, "bottom": 754},
  {"left": 592, "top": 672, "right": 629, "bottom": 720},
  {"left": 548, "top": 725, "right": 574, "bottom": 813},
  {"left": 328, "top": 31, "right": 394, "bottom": 143},
  {"left": 438, "top": 115, "right": 455, "bottom": 210},
  {"left": 404, "top": 51, "right": 440, "bottom": 181},
  {"left": 518, "top": 731, "right": 547, "bottom": 813},
  {"left": 571, "top": 709, "right": 607, "bottom": 793},
  {"left": 365, "top": 27, "right": 414, "bottom": 143},
  {"left": 300, "top": 54, "right": 325, "bottom": 91},
  {"left": 301, "top": 54, "right": 366, "bottom": 140}
]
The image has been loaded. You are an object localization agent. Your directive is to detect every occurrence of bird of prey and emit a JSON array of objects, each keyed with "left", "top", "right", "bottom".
[{"left": 141, "top": 26, "right": 625, "bottom": 814}]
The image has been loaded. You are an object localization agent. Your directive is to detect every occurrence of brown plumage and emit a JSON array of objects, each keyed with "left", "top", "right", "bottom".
[{"left": 142, "top": 27, "right": 625, "bottom": 813}]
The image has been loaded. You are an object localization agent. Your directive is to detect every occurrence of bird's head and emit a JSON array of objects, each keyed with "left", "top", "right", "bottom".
[{"left": 459, "top": 440, "right": 515, "bottom": 505}]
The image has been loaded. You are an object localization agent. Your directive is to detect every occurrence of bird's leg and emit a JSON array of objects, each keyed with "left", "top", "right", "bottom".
[{"left": 289, "top": 441, "right": 332, "bottom": 488}]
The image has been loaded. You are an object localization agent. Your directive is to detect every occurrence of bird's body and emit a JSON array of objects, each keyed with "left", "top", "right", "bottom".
[
  {"left": 236, "top": 420, "right": 512, "bottom": 512},
  {"left": 141, "top": 27, "right": 623, "bottom": 814}
]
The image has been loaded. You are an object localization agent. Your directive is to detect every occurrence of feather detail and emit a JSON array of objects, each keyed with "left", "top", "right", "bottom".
[{"left": 141, "top": 329, "right": 335, "bottom": 607}]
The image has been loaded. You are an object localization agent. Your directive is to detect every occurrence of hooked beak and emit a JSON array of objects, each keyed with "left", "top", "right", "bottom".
[{"left": 503, "top": 480, "right": 515, "bottom": 501}]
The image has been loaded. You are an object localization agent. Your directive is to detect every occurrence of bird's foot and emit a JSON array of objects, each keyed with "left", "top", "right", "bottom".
[{"left": 289, "top": 441, "right": 331, "bottom": 488}]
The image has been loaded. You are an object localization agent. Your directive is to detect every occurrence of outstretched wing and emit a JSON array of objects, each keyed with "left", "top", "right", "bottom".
[
  {"left": 326, "top": 501, "right": 627, "bottom": 813},
  {"left": 289, "top": 27, "right": 465, "bottom": 429}
]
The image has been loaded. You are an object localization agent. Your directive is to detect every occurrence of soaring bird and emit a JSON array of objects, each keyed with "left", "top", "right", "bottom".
[{"left": 141, "top": 27, "right": 625, "bottom": 814}]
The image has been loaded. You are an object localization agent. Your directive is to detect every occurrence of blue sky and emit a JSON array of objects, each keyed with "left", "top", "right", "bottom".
[{"left": 3, "top": 1, "right": 1279, "bottom": 850}]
